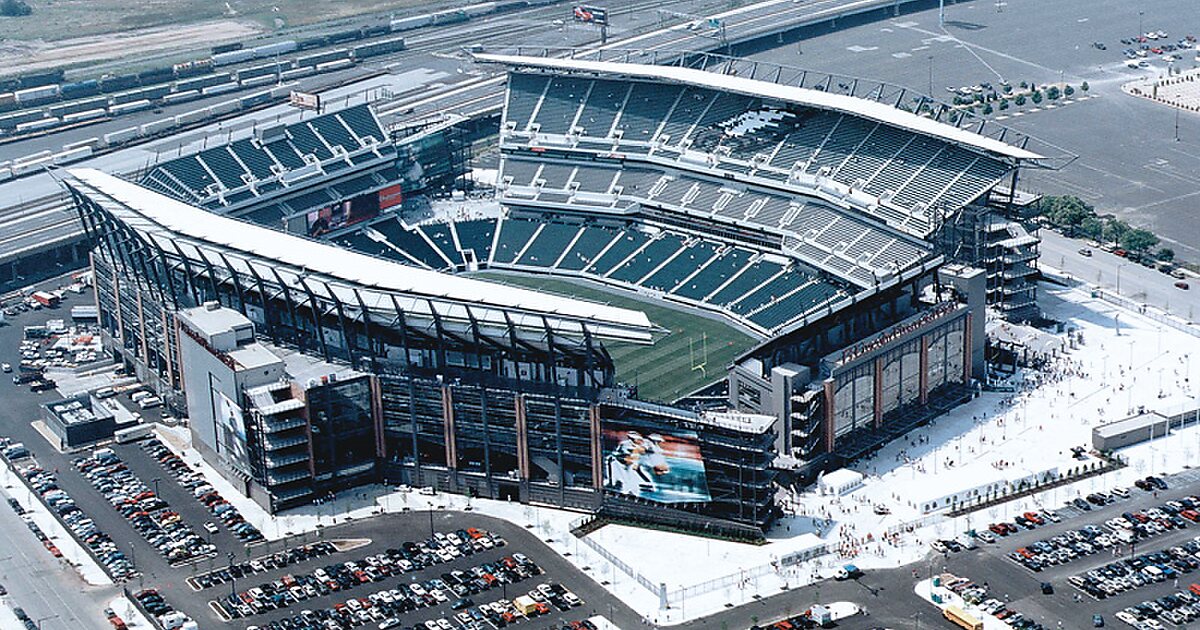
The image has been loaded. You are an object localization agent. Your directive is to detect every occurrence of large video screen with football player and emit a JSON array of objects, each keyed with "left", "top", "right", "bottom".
[{"left": 601, "top": 422, "right": 711, "bottom": 504}]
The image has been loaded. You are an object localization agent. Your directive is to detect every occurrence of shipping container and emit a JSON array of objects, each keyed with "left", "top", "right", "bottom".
[
  {"left": 315, "top": 59, "right": 355, "bottom": 73},
  {"left": 0, "top": 110, "right": 48, "bottom": 129},
  {"left": 18, "top": 69, "right": 64, "bottom": 89},
  {"left": 60, "top": 80, "right": 101, "bottom": 99},
  {"left": 390, "top": 14, "right": 433, "bottom": 32},
  {"left": 296, "top": 48, "right": 350, "bottom": 67},
  {"left": 297, "top": 36, "right": 327, "bottom": 50},
  {"left": 109, "top": 99, "right": 153, "bottom": 115},
  {"left": 280, "top": 67, "right": 316, "bottom": 81},
  {"left": 200, "top": 83, "right": 239, "bottom": 96},
  {"left": 238, "top": 75, "right": 275, "bottom": 88},
  {"left": 239, "top": 90, "right": 273, "bottom": 109},
  {"left": 52, "top": 146, "right": 93, "bottom": 163},
  {"left": 13, "top": 150, "right": 51, "bottom": 165},
  {"left": 362, "top": 24, "right": 390, "bottom": 38},
  {"left": 211, "top": 42, "right": 244, "bottom": 55},
  {"left": 140, "top": 118, "right": 176, "bottom": 135},
  {"left": 61, "top": 108, "right": 106, "bottom": 123},
  {"left": 14, "top": 117, "right": 60, "bottom": 132},
  {"left": 235, "top": 63, "right": 282, "bottom": 82},
  {"left": 13, "top": 84, "right": 60, "bottom": 104},
  {"left": 352, "top": 37, "right": 406, "bottom": 59},
  {"left": 173, "top": 59, "right": 213, "bottom": 78},
  {"left": 49, "top": 97, "right": 109, "bottom": 118},
  {"left": 176, "top": 73, "right": 232, "bottom": 92},
  {"left": 211, "top": 48, "right": 256, "bottom": 66},
  {"left": 431, "top": 9, "right": 469, "bottom": 25},
  {"left": 137, "top": 66, "right": 175, "bottom": 84},
  {"left": 99, "top": 73, "right": 140, "bottom": 92},
  {"left": 174, "top": 109, "right": 206, "bottom": 125},
  {"left": 251, "top": 40, "right": 298, "bottom": 57},
  {"left": 464, "top": 2, "right": 497, "bottom": 18},
  {"left": 103, "top": 127, "right": 140, "bottom": 145},
  {"left": 207, "top": 99, "right": 239, "bottom": 116},
  {"left": 327, "top": 28, "right": 364, "bottom": 45},
  {"left": 62, "top": 137, "right": 100, "bottom": 152},
  {"left": 162, "top": 90, "right": 200, "bottom": 105}
]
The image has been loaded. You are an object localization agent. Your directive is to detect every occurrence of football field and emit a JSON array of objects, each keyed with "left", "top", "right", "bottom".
[{"left": 473, "top": 272, "right": 757, "bottom": 404}]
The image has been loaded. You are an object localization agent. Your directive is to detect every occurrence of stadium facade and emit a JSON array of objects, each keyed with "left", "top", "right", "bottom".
[{"left": 64, "top": 53, "right": 1049, "bottom": 537}]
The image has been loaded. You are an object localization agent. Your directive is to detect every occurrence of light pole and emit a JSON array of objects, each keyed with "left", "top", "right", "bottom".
[
  {"left": 228, "top": 551, "right": 237, "bottom": 598},
  {"left": 150, "top": 477, "right": 160, "bottom": 497},
  {"left": 427, "top": 501, "right": 435, "bottom": 538},
  {"left": 928, "top": 55, "right": 934, "bottom": 96},
  {"left": 35, "top": 614, "right": 58, "bottom": 629}
]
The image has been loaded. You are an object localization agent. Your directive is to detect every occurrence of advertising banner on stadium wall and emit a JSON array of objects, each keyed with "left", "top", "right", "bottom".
[
  {"left": 378, "top": 184, "right": 404, "bottom": 211},
  {"left": 217, "top": 391, "right": 252, "bottom": 475},
  {"left": 601, "top": 422, "right": 710, "bottom": 504},
  {"left": 306, "top": 195, "right": 379, "bottom": 236}
]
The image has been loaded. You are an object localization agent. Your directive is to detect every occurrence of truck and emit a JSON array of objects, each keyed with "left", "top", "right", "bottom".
[
  {"left": 512, "top": 595, "right": 538, "bottom": 616},
  {"left": 834, "top": 564, "right": 861, "bottom": 580},
  {"left": 31, "top": 291, "right": 59, "bottom": 307}
]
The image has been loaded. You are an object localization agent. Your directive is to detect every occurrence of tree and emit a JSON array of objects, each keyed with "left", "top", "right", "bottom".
[
  {"left": 0, "top": 0, "right": 31, "bottom": 16},
  {"left": 1156, "top": 247, "right": 1176, "bottom": 262},
  {"left": 1019, "top": 81, "right": 1028, "bottom": 89},
  {"left": 1015, "top": 94, "right": 1026, "bottom": 106},
  {"left": 1102, "top": 219, "right": 1130, "bottom": 244},
  {"left": 1047, "top": 86, "right": 1060, "bottom": 100},
  {"left": 1031, "top": 90, "right": 1043, "bottom": 104},
  {"left": 1078, "top": 216, "right": 1104, "bottom": 240},
  {"left": 999, "top": 99, "right": 1009, "bottom": 110},
  {"left": 1120, "top": 228, "right": 1159, "bottom": 253},
  {"left": 1081, "top": 81, "right": 1090, "bottom": 92},
  {"left": 983, "top": 103, "right": 993, "bottom": 115},
  {"left": 1065, "top": 85, "right": 1075, "bottom": 97}
]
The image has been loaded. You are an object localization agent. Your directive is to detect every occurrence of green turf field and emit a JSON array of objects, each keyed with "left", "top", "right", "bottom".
[{"left": 473, "top": 272, "right": 758, "bottom": 404}]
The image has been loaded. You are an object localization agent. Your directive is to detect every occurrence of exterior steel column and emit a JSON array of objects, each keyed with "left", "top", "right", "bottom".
[
  {"left": 136, "top": 286, "right": 149, "bottom": 367},
  {"left": 919, "top": 335, "right": 930, "bottom": 405},
  {"left": 514, "top": 395, "right": 530, "bottom": 480},
  {"left": 872, "top": 357, "right": 883, "bottom": 429},
  {"left": 823, "top": 379, "right": 836, "bottom": 454},
  {"left": 441, "top": 385, "right": 456, "bottom": 470},
  {"left": 589, "top": 405, "right": 603, "bottom": 491},
  {"left": 371, "top": 376, "right": 386, "bottom": 461},
  {"left": 963, "top": 313, "right": 973, "bottom": 383}
]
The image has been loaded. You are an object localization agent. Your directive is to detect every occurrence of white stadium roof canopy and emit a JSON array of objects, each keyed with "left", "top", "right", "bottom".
[
  {"left": 65, "top": 167, "right": 654, "bottom": 341},
  {"left": 474, "top": 53, "right": 1044, "bottom": 161}
]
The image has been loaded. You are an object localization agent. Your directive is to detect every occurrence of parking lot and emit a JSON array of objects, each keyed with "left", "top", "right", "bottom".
[
  {"left": 0, "top": 296, "right": 637, "bottom": 630},
  {"left": 930, "top": 467, "right": 1200, "bottom": 628}
]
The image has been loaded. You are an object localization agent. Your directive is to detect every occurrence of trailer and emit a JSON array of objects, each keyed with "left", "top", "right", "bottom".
[
  {"left": 114, "top": 424, "right": 152, "bottom": 443},
  {"left": 31, "top": 291, "right": 59, "bottom": 307}
]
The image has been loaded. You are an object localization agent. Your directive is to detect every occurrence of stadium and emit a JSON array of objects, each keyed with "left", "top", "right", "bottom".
[{"left": 63, "top": 49, "right": 1055, "bottom": 540}]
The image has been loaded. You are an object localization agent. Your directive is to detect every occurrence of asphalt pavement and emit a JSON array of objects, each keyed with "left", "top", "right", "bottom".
[{"left": 1041, "top": 229, "right": 1200, "bottom": 322}]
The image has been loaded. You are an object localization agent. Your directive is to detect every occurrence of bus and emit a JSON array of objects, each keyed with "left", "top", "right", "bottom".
[{"left": 943, "top": 605, "right": 983, "bottom": 630}]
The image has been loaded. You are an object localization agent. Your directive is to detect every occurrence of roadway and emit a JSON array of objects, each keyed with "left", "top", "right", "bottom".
[
  {"left": 1040, "top": 229, "right": 1200, "bottom": 323},
  {"left": 0, "top": 482, "right": 117, "bottom": 630}
]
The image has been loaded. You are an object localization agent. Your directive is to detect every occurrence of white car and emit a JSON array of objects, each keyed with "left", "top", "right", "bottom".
[
  {"left": 203, "top": 522, "right": 219, "bottom": 534},
  {"left": 0, "top": 363, "right": 10, "bottom": 373}
]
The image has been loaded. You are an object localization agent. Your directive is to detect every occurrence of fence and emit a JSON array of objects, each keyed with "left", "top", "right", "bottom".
[
  {"left": 570, "top": 514, "right": 836, "bottom": 609},
  {"left": 1089, "top": 287, "right": 1200, "bottom": 339}
]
